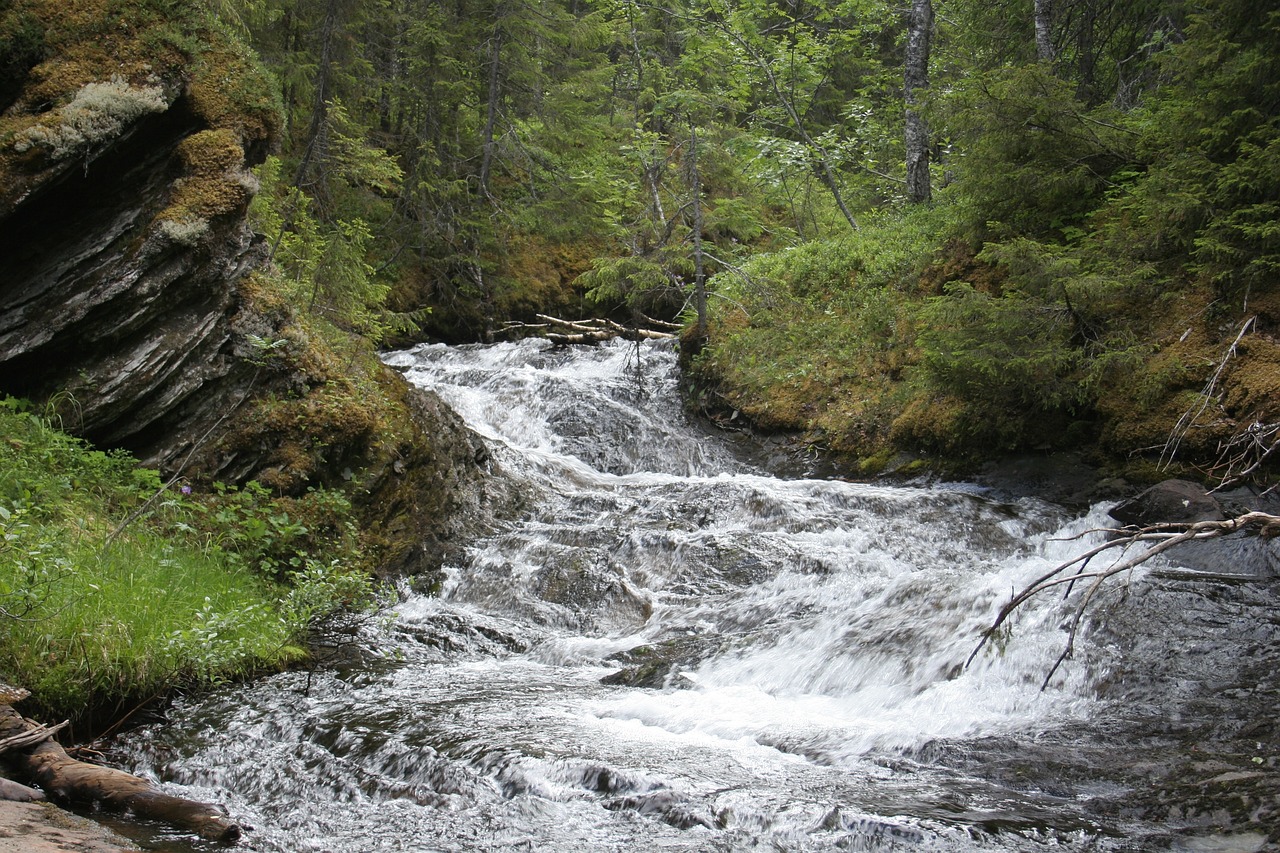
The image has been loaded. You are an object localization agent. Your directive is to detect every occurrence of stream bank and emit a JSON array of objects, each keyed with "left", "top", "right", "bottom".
[{"left": 0, "top": 801, "right": 137, "bottom": 853}]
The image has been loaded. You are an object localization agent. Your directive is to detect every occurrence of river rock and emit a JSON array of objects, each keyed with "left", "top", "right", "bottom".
[
  {"left": 971, "top": 451, "right": 1123, "bottom": 508},
  {"left": 0, "top": 35, "right": 274, "bottom": 463},
  {"left": 0, "top": 801, "right": 138, "bottom": 852},
  {"left": 1107, "top": 480, "right": 1280, "bottom": 578},
  {"left": 0, "top": 777, "right": 43, "bottom": 802},
  {"left": 1109, "top": 479, "right": 1225, "bottom": 526},
  {"left": 601, "top": 635, "right": 714, "bottom": 689},
  {"left": 1157, "top": 530, "right": 1280, "bottom": 579}
]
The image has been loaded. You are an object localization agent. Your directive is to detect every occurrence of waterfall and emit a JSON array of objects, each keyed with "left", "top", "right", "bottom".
[{"left": 108, "top": 339, "right": 1275, "bottom": 852}]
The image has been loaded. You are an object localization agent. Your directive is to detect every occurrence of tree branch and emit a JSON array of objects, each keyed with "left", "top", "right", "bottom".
[{"left": 969, "top": 510, "right": 1280, "bottom": 683}]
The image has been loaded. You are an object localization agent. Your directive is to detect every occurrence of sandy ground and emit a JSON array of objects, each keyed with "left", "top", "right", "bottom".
[{"left": 0, "top": 801, "right": 137, "bottom": 852}]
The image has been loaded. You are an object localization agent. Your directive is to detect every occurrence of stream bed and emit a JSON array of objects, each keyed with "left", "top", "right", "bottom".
[{"left": 109, "top": 340, "right": 1278, "bottom": 851}]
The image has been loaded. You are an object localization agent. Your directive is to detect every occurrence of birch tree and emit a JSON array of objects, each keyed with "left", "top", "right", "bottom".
[{"left": 904, "top": 0, "right": 932, "bottom": 204}]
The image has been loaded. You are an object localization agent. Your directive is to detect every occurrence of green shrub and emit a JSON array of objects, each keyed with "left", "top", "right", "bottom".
[
  {"left": 939, "top": 64, "right": 1131, "bottom": 239},
  {"left": 918, "top": 283, "right": 1084, "bottom": 412}
]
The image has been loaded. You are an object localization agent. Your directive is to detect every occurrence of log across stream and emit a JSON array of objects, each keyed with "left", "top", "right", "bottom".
[{"left": 87, "top": 340, "right": 1278, "bottom": 851}]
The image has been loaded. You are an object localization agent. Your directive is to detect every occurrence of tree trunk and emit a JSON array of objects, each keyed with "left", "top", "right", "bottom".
[
  {"left": 1074, "top": 1, "right": 1097, "bottom": 103},
  {"left": 1034, "top": 0, "right": 1055, "bottom": 61},
  {"left": 293, "top": 0, "right": 344, "bottom": 192},
  {"left": 688, "top": 124, "right": 708, "bottom": 342},
  {"left": 904, "top": 0, "right": 933, "bottom": 204},
  {"left": 0, "top": 706, "right": 242, "bottom": 843},
  {"left": 479, "top": 22, "right": 504, "bottom": 200}
]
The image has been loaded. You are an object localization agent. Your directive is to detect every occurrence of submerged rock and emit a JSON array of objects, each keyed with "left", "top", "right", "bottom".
[
  {"left": 1107, "top": 479, "right": 1280, "bottom": 578},
  {"left": 601, "top": 635, "right": 716, "bottom": 689}
]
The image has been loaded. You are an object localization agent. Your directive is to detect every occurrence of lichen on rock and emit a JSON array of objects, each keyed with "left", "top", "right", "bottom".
[{"left": 11, "top": 74, "right": 167, "bottom": 161}]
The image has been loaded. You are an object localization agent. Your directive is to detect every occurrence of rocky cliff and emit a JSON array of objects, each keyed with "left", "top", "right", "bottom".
[{"left": 0, "top": 0, "right": 501, "bottom": 575}]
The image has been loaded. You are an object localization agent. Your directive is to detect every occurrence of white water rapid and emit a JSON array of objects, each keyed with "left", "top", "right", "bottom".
[{"left": 109, "top": 339, "right": 1276, "bottom": 852}]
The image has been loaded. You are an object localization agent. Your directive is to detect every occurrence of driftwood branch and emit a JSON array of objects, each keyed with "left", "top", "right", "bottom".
[
  {"left": 499, "top": 314, "right": 677, "bottom": 345},
  {"left": 1208, "top": 421, "right": 1280, "bottom": 493},
  {"left": 0, "top": 705, "right": 242, "bottom": 843},
  {"left": 968, "top": 511, "right": 1280, "bottom": 687},
  {"left": 0, "top": 719, "right": 68, "bottom": 755}
]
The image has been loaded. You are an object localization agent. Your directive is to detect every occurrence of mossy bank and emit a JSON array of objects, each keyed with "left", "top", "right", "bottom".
[
  {"left": 0, "top": 0, "right": 509, "bottom": 726},
  {"left": 687, "top": 14, "right": 1280, "bottom": 488}
]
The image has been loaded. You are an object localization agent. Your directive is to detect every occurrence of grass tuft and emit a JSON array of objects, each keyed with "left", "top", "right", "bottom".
[{"left": 0, "top": 398, "right": 376, "bottom": 729}]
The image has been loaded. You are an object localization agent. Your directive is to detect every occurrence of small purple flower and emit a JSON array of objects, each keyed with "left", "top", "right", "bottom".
[{"left": 180, "top": 485, "right": 192, "bottom": 495}]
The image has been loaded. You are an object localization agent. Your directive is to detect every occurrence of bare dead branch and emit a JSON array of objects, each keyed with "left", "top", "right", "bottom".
[
  {"left": 1160, "top": 316, "right": 1254, "bottom": 470},
  {"left": 0, "top": 719, "right": 68, "bottom": 755},
  {"left": 969, "top": 510, "right": 1280, "bottom": 682}
]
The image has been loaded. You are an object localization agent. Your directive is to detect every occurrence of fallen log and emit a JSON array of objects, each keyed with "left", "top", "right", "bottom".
[
  {"left": 0, "top": 705, "right": 241, "bottom": 843},
  {"left": 600, "top": 319, "right": 676, "bottom": 340},
  {"left": 502, "top": 314, "right": 679, "bottom": 344},
  {"left": 547, "top": 330, "right": 614, "bottom": 344},
  {"left": 0, "top": 776, "right": 44, "bottom": 801},
  {"left": 535, "top": 314, "right": 677, "bottom": 343},
  {"left": 536, "top": 314, "right": 607, "bottom": 334}
]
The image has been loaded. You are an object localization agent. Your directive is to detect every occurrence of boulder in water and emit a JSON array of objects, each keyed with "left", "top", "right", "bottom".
[
  {"left": 1156, "top": 530, "right": 1280, "bottom": 579},
  {"left": 1109, "top": 479, "right": 1225, "bottom": 526},
  {"left": 601, "top": 635, "right": 713, "bottom": 689}
]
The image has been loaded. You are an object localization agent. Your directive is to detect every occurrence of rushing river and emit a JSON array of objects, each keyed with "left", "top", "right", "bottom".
[{"left": 111, "top": 340, "right": 1278, "bottom": 852}]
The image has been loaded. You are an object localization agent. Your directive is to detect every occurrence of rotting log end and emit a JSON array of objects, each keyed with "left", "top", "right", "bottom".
[{"left": 0, "top": 705, "right": 244, "bottom": 844}]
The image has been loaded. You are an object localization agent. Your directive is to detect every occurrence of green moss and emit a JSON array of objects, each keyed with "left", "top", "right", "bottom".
[
  {"left": 856, "top": 448, "right": 895, "bottom": 476},
  {"left": 185, "top": 29, "right": 282, "bottom": 145},
  {"left": 1223, "top": 339, "right": 1280, "bottom": 416},
  {"left": 0, "top": 0, "right": 280, "bottom": 210},
  {"left": 155, "top": 128, "right": 253, "bottom": 241}
]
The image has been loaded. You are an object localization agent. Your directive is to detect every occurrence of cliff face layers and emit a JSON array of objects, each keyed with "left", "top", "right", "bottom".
[
  {"left": 0, "top": 84, "right": 264, "bottom": 454},
  {"left": 0, "top": 1, "right": 497, "bottom": 575}
]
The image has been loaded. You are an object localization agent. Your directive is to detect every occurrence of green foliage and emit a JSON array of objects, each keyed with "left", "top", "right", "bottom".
[
  {"left": 251, "top": 155, "right": 413, "bottom": 342},
  {"left": 97, "top": 0, "right": 1273, "bottom": 478},
  {"left": 918, "top": 283, "right": 1083, "bottom": 412},
  {"left": 0, "top": 400, "right": 376, "bottom": 724},
  {"left": 693, "top": 210, "right": 945, "bottom": 458},
  {"left": 1104, "top": 4, "right": 1280, "bottom": 296},
  {"left": 940, "top": 64, "right": 1131, "bottom": 238},
  {"left": 0, "top": 5, "right": 46, "bottom": 107},
  {"left": 580, "top": 254, "right": 679, "bottom": 313},
  {"left": 193, "top": 480, "right": 365, "bottom": 579},
  {"left": 0, "top": 398, "right": 149, "bottom": 524}
]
